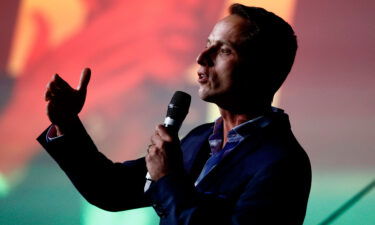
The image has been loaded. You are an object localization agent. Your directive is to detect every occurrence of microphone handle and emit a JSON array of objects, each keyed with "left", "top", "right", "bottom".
[{"left": 163, "top": 116, "right": 182, "bottom": 134}]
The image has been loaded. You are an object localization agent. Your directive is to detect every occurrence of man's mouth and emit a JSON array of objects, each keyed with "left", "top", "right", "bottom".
[{"left": 197, "top": 72, "right": 208, "bottom": 83}]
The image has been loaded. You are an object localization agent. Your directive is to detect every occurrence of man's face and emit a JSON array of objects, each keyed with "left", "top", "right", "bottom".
[{"left": 196, "top": 14, "right": 250, "bottom": 105}]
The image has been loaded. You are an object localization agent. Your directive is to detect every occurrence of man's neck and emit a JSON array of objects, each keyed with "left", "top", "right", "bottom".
[{"left": 218, "top": 106, "right": 271, "bottom": 146}]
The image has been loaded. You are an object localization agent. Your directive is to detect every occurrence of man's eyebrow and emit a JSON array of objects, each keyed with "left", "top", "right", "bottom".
[{"left": 207, "top": 39, "right": 236, "bottom": 48}]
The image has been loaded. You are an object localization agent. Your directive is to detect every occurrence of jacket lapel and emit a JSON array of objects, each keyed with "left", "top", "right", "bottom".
[
  {"left": 181, "top": 124, "right": 213, "bottom": 177},
  {"left": 195, "top": 130, "right": 264, "bottom": 190}
]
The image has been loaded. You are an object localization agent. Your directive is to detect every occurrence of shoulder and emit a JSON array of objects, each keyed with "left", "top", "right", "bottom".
[
  {"left": 249, "top": 115, "right": 311, "bottom": 172},
  {"left": 243, "top": 124, "right": 311, "bottom": 190}
]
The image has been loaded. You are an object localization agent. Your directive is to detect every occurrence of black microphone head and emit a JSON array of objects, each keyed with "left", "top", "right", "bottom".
[{"left": 165, "top": 91, "right": 191, "bottom": 131}]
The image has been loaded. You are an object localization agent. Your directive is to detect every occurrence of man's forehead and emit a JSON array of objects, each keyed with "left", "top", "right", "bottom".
[{"left": 207, "top": 15, "right": 249, "bottom": 46}]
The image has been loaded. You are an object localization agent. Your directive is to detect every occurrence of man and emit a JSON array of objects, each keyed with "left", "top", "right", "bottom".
[{"left": 38, "top": 4, "right": 311, "bottom": 225}]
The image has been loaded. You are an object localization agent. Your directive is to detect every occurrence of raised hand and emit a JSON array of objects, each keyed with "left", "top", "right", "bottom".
[{"left": 45, "top": 68, "right": 91, "bottom": 134}]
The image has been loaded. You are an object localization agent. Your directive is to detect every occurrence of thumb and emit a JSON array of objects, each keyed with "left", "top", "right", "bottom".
[{"left": 77, "top": 68, "right": 91, "bottom": 92}]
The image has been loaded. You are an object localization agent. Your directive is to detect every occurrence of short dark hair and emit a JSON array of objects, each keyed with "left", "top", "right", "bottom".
[{"left": 229, "top": 4, "right": 298, "bottom": 95}]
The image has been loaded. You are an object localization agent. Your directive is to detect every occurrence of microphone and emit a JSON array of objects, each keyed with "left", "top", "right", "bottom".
[
  {"left": 144, "top": 91, "right": 191, "bottom": 192},
  {"left": 163, "top": 91, "right": 191, "bottom": 134}
]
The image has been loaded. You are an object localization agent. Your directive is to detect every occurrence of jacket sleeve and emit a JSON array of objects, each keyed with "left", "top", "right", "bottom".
[
  {"left": 146, "top": 156, "right": 310, "bottom": 225},
  {"left": 37, "top": 116, "right": 150, "bottom": 212},
  {"left": 145, "top": 172, "right": 232, "bottom": 225}
]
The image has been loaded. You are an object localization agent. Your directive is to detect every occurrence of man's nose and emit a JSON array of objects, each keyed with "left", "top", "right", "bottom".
[{"left": 196, "top": 48, "right": 213, "bottom": 67}]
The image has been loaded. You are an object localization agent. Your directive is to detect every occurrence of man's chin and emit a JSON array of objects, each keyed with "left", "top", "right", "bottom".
[
  {"left": 198, "top": 92, "right": 216, "bottom": 103},
  {"left": 198, "top": 89, "right": 209, "bottom": 101},
  {"left": 198, "top": 88, "right": 226, "bottom": 104}
]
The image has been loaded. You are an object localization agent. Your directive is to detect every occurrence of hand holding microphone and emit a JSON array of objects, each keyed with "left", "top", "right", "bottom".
[
  {"left": 45, "top": 68, "right": 91, "bottom": 135},
  {"left": 146, "top": 91, "right": 191, "bottom": 182}
]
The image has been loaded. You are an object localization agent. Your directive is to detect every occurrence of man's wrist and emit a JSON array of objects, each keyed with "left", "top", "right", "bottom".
[
  {"left": 53, "top": 115, "right": 80, "bottom": 135},
  {"left": 47, "top": 125, "right": 60, "bottom": 138},
  {"left": 55, "top": 125, "right": 63, "bottom": 136},
  {"left": 46, "top": 125, "right": 64, "bottom": 143}
]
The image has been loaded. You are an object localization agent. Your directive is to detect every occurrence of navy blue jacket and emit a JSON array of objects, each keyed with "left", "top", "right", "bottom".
[{"left": 37, "top": 110, "right": 311, "bottom": 225}]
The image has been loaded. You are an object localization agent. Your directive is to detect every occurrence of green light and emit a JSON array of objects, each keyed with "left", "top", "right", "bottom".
[
  {"left": 81, "top": 201, "right": 159, "bottom": 225},
  {"left": 0, "top": 173, "right": 10, "bottom": 198}
]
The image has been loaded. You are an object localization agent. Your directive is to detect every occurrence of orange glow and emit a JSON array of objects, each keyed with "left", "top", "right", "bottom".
[
  {"left": 7, "top": 0, "right": 87, "bottom": 76},
  {"left": 0, "top": 0, "right": 225, "bottom": 175},
  {"left": 224, "top": 0, "right": 297, "bottom": 22}
]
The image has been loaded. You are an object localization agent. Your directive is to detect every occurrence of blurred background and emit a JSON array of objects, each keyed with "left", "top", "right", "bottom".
[{"left": 0, "top": 0, "right": 374, "bottom": 224}]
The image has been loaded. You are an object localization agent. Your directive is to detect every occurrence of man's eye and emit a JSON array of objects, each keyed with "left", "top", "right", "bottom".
[{"left": 220, "top": 48, "right": 231, "bottom": 54}]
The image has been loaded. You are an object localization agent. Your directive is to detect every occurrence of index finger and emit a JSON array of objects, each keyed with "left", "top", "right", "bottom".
[
  {"left": 155, "top": 124, "right": 173, "bottom": 142},
  {"left": 77, "top": 68, "right": 91, "bottom": 91}
]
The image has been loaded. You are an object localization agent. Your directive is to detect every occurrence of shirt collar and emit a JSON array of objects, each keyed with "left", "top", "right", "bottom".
[
  {"left": 207, "top": 107, "right": 285, "bottom": 155},
  {"left": 210, "top": 106, "right": 283, "bottom": 139}
]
